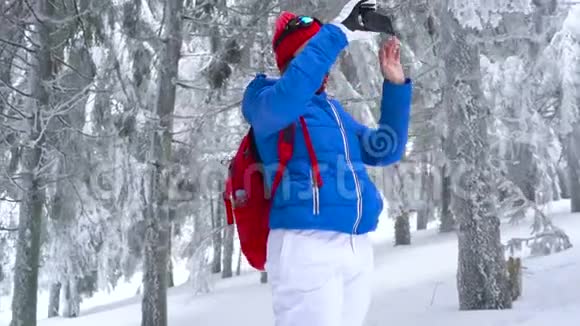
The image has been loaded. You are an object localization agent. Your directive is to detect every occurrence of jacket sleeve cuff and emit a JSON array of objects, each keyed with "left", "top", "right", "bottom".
[
  {"left": 328, "top": 23, "right": 351, "bottom": 43},
  {"left": 382, "top": 78, "right": 413, "bottom": 109}
]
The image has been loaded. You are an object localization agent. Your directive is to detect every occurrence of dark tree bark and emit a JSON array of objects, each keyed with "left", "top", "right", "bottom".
[
  {"left": 440, "top": 2, "right": 512, "bottom": 310},
  {"left": 417, "top": 165, "right": 433, "bottom": 230},
  {"left": 417, "top": 210, "right": 428, "bottom": 230},
  {"left": 48, "top": 40, "right": 94, "bottom": 317},
  {"left": 10, "top": 1, "right": 52, "bottom": 325},
  {"left": 48, "top": 282, "right": 62, "bottom": 318},
  {"left": 260, "top": 272, "right": 268, "bottom": 284},
  {"left": 62, "top": 278, "right": 81, "bottom": 318},
  {"left": 558, "top": 166, "right": 571, "bottom": 199},
  {"left": 395, "top": 212, "right": 411, "bottom": 245},
  {"left": 222, "top": 225, "right": 234, "bottom": 279},
  {"left": 567, "top": 124, "right": 580, "bottom": 213},
  {"left": 168, "top": 259, "right": 175, "bottom": 289},
  {"left": 236, "top": 250, "right": 242, "bottom": 276},
  {"left": 141, "top": 0, "right": 183, "bottom": 324},
  {"left": 168, "top": 223, "right": 174, "bottom": 289},
  {"left": 507, "top": 144, "right": 537, "bottom": 202},
  {"left": 211, "top": 195, "right": 223, "bottom": 274},
  {"left": 507, "top": 257, "right": 523, "bottom": 301},
  {"left": 0, "top": 239, "right": 5, "bottom": 283},
  {"left": 440, "top": 163, "right": 456, "bottom": 233}
]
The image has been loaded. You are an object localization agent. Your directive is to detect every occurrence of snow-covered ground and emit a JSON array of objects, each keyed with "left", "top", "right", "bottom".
[{"left": 1, "top": 200, "right": 579, "bottom": 326}]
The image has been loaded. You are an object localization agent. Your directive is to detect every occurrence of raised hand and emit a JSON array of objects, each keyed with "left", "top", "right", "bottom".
[{"left": 379, "top": 36, "right": 405, "bottom": 84}]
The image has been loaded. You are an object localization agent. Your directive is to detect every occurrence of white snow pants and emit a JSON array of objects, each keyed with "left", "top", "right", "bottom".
[{"left": 265, "top": 229, "right": 374, "bottom": 326}]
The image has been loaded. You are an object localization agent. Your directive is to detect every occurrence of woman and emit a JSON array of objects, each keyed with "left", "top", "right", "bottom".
[{"left": 241, "top": 2, "right": 413, "bottom": 325}]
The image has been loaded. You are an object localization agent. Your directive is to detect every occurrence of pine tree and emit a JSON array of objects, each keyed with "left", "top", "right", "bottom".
[
  {"left": 560, "top": 9, "right": 580, "bottom": 212},
  {"left": 10, "top": 0, "right": 53, "bottom": 324},
  {"left": 440, "top": 1, "right": 512, "bottom": 310},
  {"left": 440, "top": 163, "right": 456, "bottom": 232},
  {"left": 211, "top": 194, "right": 223, "bottom": 274},
  {"left": 394, "top": 212, "right": 411, "bottom": 245},
  {"left": 538, "top": 5, "right": 580, "bottom": 212},
  {"left": 568, "top": 126, "right": 580, "bottom": 212},
  {"left": 141, "top": 0, "right": 183, "bottom": 324},
  {"left": 222, "top": 225, "right": 235, "bottom": 279},
  {"left": 417, "top": 162, "right": 434, "bottom": 230},
  {"left": 47, "top": 283, "right": 61, "bottom": 318}
]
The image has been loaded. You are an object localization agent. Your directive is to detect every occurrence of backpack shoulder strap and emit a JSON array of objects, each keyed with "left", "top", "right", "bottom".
[
  {"left": 270, "top": 117, "right": 322, "bottom": 198},
  {"left": 299, "top": 117, "right": 322, "bottom": 187},
  {"left": 247, "top": 127, "right": 262, "bottom": 162},
  {"left": 224, "top": 177, "right": 234, "bottom": 225},
  {"left": 270, "top": 124, "right": 295, "bottom": 197}
]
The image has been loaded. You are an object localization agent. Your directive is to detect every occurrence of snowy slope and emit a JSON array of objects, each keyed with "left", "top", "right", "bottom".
[{"left": 3, "top": 200, "right": 580, "bottom": 326}]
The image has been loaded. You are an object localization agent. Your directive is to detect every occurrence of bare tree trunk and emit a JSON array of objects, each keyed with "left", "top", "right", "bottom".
[
  {"left": 440, "top": 163, "right": 455, "bottom": 232},
  {"left": 440, "top": 3, "right": 512, "bottom": 310},
  {"left": 168, "top": 258, "right": 175, "bottom": 289},
  {"left": 568, "top": 124, "right": 580, "bottom": 213},
  {"left": 260, "top": 272, "right": 268, "bottom": 284},
  {"left": 168, "top": 223, "right": 174, "bottom": 289},
  {"left": 507, "top": 144, "right": 536, "bottom": 202},
  {"left": 211, "top": 195, "right": 223, "bottom": 274},
  {"left": 507, "top": 257, "right": 523, "bottom": 301},
  {"left": 190, "top": 214, "right": 212, "bottom": 294},
  {"left": 10, "top": 1, "right": 52, "bottom": 325},
  {"left": 47, "top": 282, "right": 61, "bottom": 318},
  {"left": 417, "top": 164, "right": 432, "bottom": 230},
  {"left": 394, "top": 212, "right": 411, "bottom": 245},
  {"left": 222, "top": 226, "right": 234, "bottom": 279},
  {"left": 62, "top": 278, "right": 81, "bottom": 318},
  {"left": 389, "top": 162, "right": 412, "bottom": 245},
  {"left": 552, "top": 171, "right": 561, "bottom": 202},
  {"left": 48, "top": 154, "right": 84, "bottom": 320},
  {"left": 236, "top": 250, "right": 242, "bottom": 276},
  {"left": 141, "top": 0, "right": 183, "bottom": 324},
  {"left": 0, "top": 239, "right": 6, "bottom": 284},
  {"left": 558, "top": 165, "right": 571, "bottom": 199},
  {"left": 417, "top": 210, "right": 428, "bottom": 230}
]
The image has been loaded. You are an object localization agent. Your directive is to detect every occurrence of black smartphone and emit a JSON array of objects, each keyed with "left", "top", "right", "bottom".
[{"left": 362, "top": 10, "right": 396, "bottom": 35}]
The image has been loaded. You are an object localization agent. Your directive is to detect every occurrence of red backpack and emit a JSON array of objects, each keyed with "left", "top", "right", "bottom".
[{"left": 223, "top": 117, "right": 322, "bottom": 271}]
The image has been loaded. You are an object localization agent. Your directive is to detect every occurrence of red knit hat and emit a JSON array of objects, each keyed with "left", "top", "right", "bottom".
[{"left": 272, "top": 11, "right": 322, "bottom": 71}]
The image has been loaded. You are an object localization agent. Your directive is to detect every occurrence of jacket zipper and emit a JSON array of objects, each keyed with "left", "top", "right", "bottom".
[
  {"left": 310, "top": 169, "right": 320, "bottom": 215},
  {"left": 328, "top": 101, "right": 363, "bottom": 243}
]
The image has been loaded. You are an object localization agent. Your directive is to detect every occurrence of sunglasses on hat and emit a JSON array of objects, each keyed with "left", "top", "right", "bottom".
[{"left": 273, "top": 15, "right": 322, "bottom": 50}]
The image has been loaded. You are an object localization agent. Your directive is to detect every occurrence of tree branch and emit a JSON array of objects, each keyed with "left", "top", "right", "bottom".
[
  {"left": 0, "top": 36, "right": 36, "bottom": 53},
  {"left": 0, "top": 90, "right": 30, "bottom": 119},
  {"left": 0, "top": 77, "right": 33, "bottom": 98},
  {"left": 55, "top": 115, "right": 118, "bottom": 139},
  {"left": 0, "top": 196, "right": 21, "bottom": 203},
  {"left": 23, "top": 0, "right": 44, "bottom": 25},
  {"left": 53, "top": 55, "right": 94, "bottom": 81},
  {"left": 0, "top": 225, "right": 18, "bottom": 232}
]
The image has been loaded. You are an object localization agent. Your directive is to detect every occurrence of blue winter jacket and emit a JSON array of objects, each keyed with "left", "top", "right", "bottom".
[{"left": 242, "top": 23, "right": 413, "bottom": 235}]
